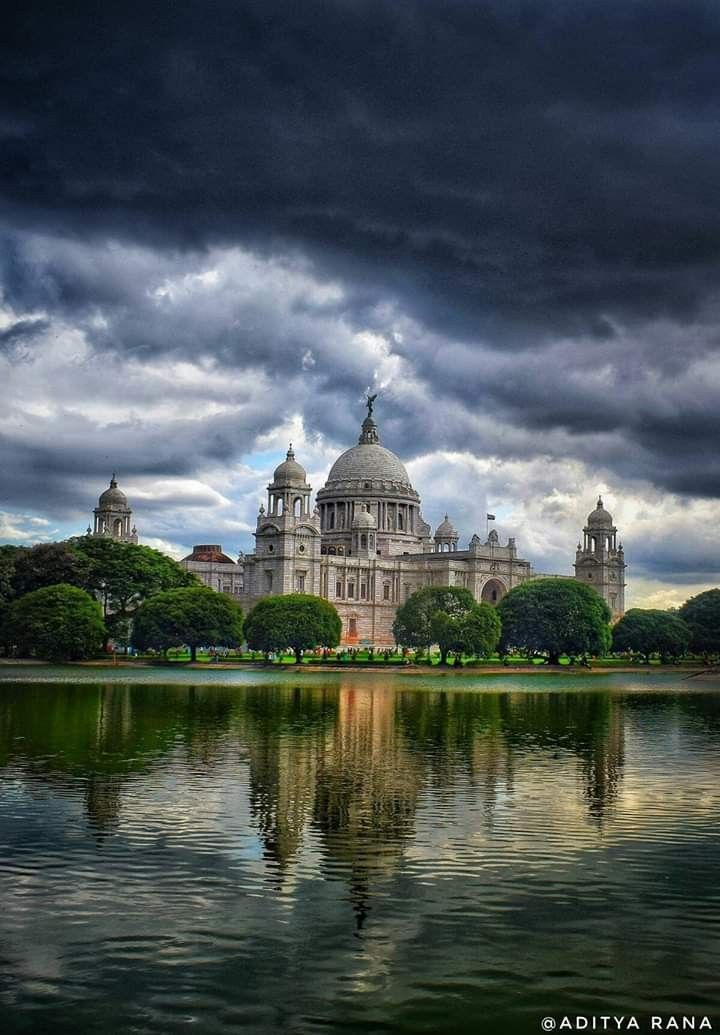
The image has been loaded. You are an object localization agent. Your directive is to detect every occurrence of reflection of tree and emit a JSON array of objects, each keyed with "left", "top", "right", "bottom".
[
  {"left": 0, "top": 682, "right": 236, "bottom": 834},
  {"left": 398, "top": 690, "right": 625, "bottom": 820}
]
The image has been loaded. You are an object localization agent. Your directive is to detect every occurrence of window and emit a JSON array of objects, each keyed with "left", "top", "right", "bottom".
[
  {"left": 348, "top": 617, "right": 358, "bottom": 637},
  {"left": 296, "top": 573, "right": 306, "bottom": 592},
  {"left": 264, "top": 571, "right": 273, "bottom": 592},
  {"left": 360, "top": 583, "right": 367, "bottom": 599},
  {"left": 267, "top": 544, "right": 274, "bottom": 553},
  {"left": 336, "top": 581, "right": 344, "bottom": 598},
  {"left": 348, "top": 582, "right": 355, "bottom": 599},
  {"left": 360, "top": 533, "right": 367, "bottom": 549},
  {"left": 298, "top": 544, "right": 305, "bottom": 553},
  {"left": 383, "top": 583, "right": 390, "bottom": 601},
  {"left": 328, "top": 510, "right": 335, "bottom": 529}
]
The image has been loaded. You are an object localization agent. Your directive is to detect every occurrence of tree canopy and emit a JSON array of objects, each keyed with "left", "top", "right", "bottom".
[
  {"left": 70, "top": 536, "right": 197, "bottom": 639},
  {"left": 392, "top": 587, "right": 476, "bottom": 654},
  {"left": 0, "top": 583, "right": 106, "bottom": 661},
  {"left": 244, "top": 594, "right": 341, "bottom": 662},
  {"left": 679, "top": 589, "right": 720, "bottom": 656},
  {"left": 612, "top": 608, "right": 690, "bottom": 662},
  {"left": 131, "top": 586, "right": 243, "bottom": 661},
  {"left": 498, "top": 578, "right": 611, "bottom": 664},
  {"left": 429, "top": 601, "right": 502, "bottom": 665},
  {"left": 11, "top": 542, "right": 90, "bottom": 598}
]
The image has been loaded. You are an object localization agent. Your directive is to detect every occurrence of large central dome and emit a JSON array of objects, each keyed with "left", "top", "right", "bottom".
[{"left": 326, "top": 442, "right": 411, "bottom": 486}]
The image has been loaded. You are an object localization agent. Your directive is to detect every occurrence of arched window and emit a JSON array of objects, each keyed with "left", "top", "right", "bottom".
[
  {"left": 398, "top": 511, "right": 404, "bottom": 530},
  {"left": 328, "top": 510, "right": 335, "bottom": 529},
  {"left": 113, "top": 518, "right": 123, "bottom": 536},
  {"left": 360, "top": 533, "right": 367, "bottom": 549},
  {"left": 277, "top": 498, "right": 284, "bottom": 516},
  {"left": 294, "top": 497, "right": 302, "bottom": 517}
]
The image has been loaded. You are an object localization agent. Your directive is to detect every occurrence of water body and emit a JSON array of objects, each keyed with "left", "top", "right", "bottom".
[{"left": 0, "top": 669, "right": 719, "bottom": 1034}]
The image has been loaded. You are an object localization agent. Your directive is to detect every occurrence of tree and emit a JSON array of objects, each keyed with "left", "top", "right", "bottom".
[
  {"left": 393, "top": 587, "right": 476, "bottom": 657},
  {"left": 71, "top": 536, "right": 197, "bottom": 641},
  {"left": 498, "top": 578, "right": 611, "bottom": 664},
  {"left": 0, "top": 545, "right": 24, "bottom": 629},
  {"left": 11, "top": 542, "right": 90, "bottom": 598},
  {"left": 679, "top": 589, "right": 720, "bottom": 657},
  {"left": 612, "top": 608, "right": 691, "bottom": 663},
  {"left": 0, "top": 583, "right": 106, "bottom": 661},
  {"left": 131, "top": 586, "right": 243, "bottom": 661},
  {"left": 244, "top": 594, "right": 341, "bottom": 662},
  {"left": 429, "top": 602, "right": 502, "bottom": 665}
]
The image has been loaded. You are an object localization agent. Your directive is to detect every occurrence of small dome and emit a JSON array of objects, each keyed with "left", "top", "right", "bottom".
[
  {"left": 587, "top": 496, "right": 613, "bottom": 527},
  {"left": 183, "top": 544, "right": 235, "bottom": 564},
  {"left": 98, "top": 474, "right": 128, "bottom": 508},
  {"left": 434, "top": 514, "right": 457, "bottom": 538},
  {"left": 272, "top": 445, "right": 307, "bottom": 486},
  {"left": 352, "top": 505, "right": 377, "bottom": 529}
]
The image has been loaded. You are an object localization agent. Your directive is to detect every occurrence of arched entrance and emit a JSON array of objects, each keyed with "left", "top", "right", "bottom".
[{"left": 481, "top": 578, "right": 506, "bottom": 605}]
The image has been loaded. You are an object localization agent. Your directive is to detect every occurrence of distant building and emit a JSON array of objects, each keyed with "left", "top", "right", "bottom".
[
  {"left": 180, "top": 545, "right": 244, "bottom": 599},
  {"left": 574, "top": 497, "right": 626, "bottom": 619},
  {"left": 86, "top": 407, "right": 628, "bottom": 639},
  {"left": 89, "top": 474, "right": 138, "bottom": 544}
]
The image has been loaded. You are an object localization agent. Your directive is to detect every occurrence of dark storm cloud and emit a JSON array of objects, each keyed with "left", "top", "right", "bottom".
[
  {"left": 3, "top": 0, "right": 720, "bottom": 572},
  {"left": 5, "top": 0, "right": 720, "bottom": 337}
]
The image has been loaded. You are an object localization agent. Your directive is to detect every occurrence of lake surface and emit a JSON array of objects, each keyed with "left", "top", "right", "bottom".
[{"left": 1, "top": 668, "right": 719, "bottom": 1034}]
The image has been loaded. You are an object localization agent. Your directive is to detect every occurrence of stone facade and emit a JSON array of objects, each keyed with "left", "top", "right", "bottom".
[
  {"left": 574, "top": 497, "right": 626, "bottom": 620},
  {"left": 89, "top": 474, "right": 138, "bottom": 544}
]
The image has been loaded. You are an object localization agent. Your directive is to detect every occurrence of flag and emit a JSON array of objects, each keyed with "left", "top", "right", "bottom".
[{"left": 486, "top": 513, "right": 496, "bottom": 521}]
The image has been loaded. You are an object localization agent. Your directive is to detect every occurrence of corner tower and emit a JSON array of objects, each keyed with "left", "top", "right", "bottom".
[
  {"left": 574, "top": 496, "right": 626, "bottom": 619},
  {"left": 251, "top": 445, "right": 321, "bottom": 597}
]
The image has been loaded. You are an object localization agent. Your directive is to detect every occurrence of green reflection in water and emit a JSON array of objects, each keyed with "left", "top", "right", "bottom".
[{"left": 0, "top": 675, "right": 719, "bottom": 1034}]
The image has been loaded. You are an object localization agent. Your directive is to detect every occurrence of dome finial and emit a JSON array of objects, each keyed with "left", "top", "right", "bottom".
[
  {"left": 597, "top": 495, "right": 603, "bottom": 508},
  {"left": 287, "top": 442, "right": 294, "bottom": 460},
  {"left": 359, "top": 394, "right": 380, "bottom": 445},
  {"left": 110, "top": 472, "right": 117, "bottom": 487}
]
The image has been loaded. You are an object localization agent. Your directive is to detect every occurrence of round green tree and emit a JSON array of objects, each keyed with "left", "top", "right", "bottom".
[
  {"left": 612, "top": 608, "right": 690, "bottom": 663},
  {"left": 132, "top": 586, "right": 243, "bottom": 661},
  {"left": 498, "top": 578, "right": 611, "bottom": 664},
  {"left": 393, "top": 586, "right": 476, "bottom": 657},
  {"left": 0, "top": 583, "right": 106, "bottom": 661},
  {"left": 429, "top": 601, "right": 502, "bottom": 665},
  {"left": 244, "top": 594, "right": 341, "bottom": 662},
  {"left": 679, "top": 589, "right": 720, "bottom": 657}
]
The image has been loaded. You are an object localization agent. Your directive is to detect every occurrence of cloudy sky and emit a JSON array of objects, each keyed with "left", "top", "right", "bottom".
[{"left": 3, "top": 0, "right": 720, "bottom": 607}]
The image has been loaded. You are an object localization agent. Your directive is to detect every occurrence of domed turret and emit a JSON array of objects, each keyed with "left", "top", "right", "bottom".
[
  {"left": 434, "top": 514, "right": 459, "bottom": 552},
  {"left": 92, "top": 474, "right": 137, "bottom": 543},
  {"left": 264, "top": 445, "right": 313, "bottom": 522},
  {"left": 272, "top": 445, "right": 308, "bottom": 487},
  {"left": 352, "top": 506, "right": 377, "bottom": 530},
  {"left": 352, "top": 505, "right": 377, "bottom": 556},
  {"left": 587, "top": 496, "right": 613, "bottom": 528},
  {"left": 98, "top": 474, "right": 128, "bottom": 509}
]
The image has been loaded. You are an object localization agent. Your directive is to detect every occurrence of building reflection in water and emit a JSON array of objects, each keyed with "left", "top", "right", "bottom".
[{"left": 0, "top": 679, "right": 630, "bottom": 902}]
